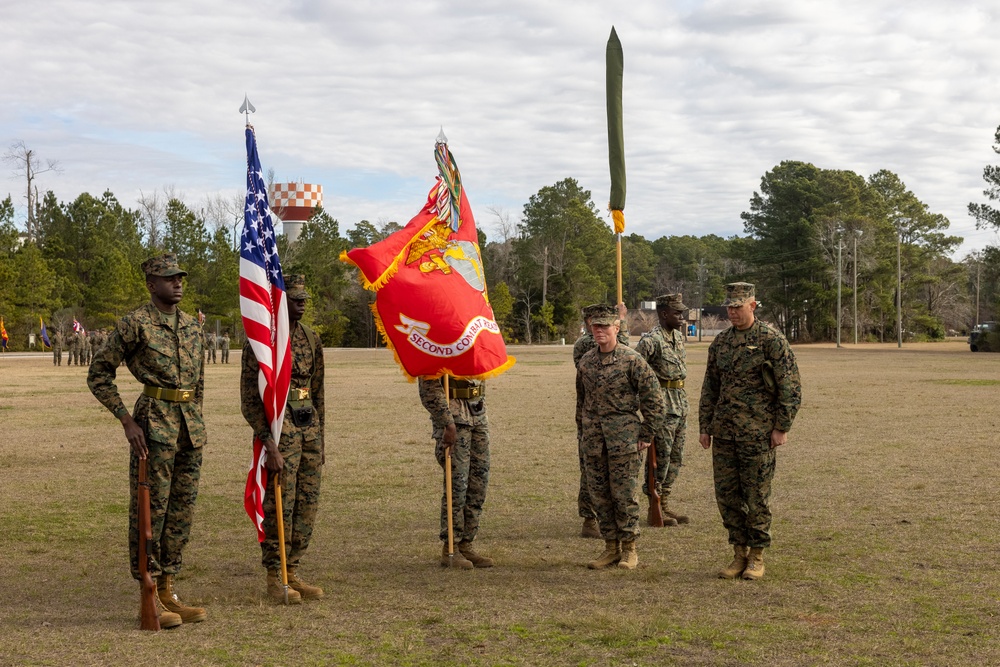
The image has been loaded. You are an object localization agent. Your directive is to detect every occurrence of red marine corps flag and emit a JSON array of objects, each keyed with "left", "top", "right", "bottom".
[{"left": 341, "top": 131, "right": 514, "bottom": 380}]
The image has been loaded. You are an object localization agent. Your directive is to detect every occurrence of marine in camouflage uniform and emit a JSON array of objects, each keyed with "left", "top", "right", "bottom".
[
  {"left": 699, "top": 282, "right": 801, "bottom": 581},
  {"left": 81, "top": 330, "right": 91, "bottom": 365},
  {"left": 205, "top": 332, "right": 216, "bottom": 364},
  {"left": 576, "top": 305, "right": 665, "bottom": 570},
  {"left": 87, "top": 253, "right": 207, "bottom": 627},
  {"left": 241, "top": 275, "right": 326, "bottom": 603},
  {"left": 52, "top": 330, "right": 63, "bottom": 366},
  {"left": 66, "top": 329, "right": 79, "bottom": 365},
  {"left": 220, "top": 333, "right": 230, "bottom": 364},
  {"left": 572, "top": 303, "right": 630, "bottom": 539},
  {"left": 419, "top": 375, "right": 493, "bottom": 570},
  {"left": 633, "top": 293, "right": 690, "bottom": 527}
]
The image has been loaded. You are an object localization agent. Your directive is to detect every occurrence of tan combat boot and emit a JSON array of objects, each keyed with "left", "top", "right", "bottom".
[
  {"left": 742, "top": 547, "right": 765, "bottom": 580},
  {"left": 581, "top": 517, "right": 601, "bottom": 539},
  {"left": 588, "top": 540, "right": 621, "bottom": 569},
  {"left": 287, "top": 569, "right": 324, "bottom": 600},
  {"left": 153, "top": 594, "right": 182, "bottom": 629},
  {"left": 267, "top": 569, "right": 303, "bottom": 604},
  {"left": 718, "top": 545, "right": 749, "bottom": 579},
  {"left": 458, "top": 541, "right": 495, "bottom": 568},
  {"left": 440, "top": 543, "right": 474, "bottom": 569},
  {"left": 157, "top": 574, "right": 207, "bottom": 622},
  {"left": 661, "top": 498, "right": 689, "bottom": 524},
  {"left": 617, "top": 540, "right": 638, "bottom": 570}
]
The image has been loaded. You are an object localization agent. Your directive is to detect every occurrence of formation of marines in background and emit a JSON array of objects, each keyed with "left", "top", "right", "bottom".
[
  {"left": 84, "top": 252, "right": 801, "bottom": 630},
  {"left": 51, "top": 328, "right": 109, "bottom": 366}
]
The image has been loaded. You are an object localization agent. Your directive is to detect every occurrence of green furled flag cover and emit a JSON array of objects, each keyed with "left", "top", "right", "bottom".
[{"left": 606, "top": 26, "right": 626, "bottom": 234}]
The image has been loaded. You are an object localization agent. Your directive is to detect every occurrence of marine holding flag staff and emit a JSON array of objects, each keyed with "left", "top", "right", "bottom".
[
  {"left": 87, "top": 253, "right": 208, "bottom": 628},
  {"left": 341, "top": 131, "right": 514, "bottom": 570},
  {"left": 420, "top": 376, "right": 493, "bottom": 569},
  {"left": 241, "top": 275, "right": 326, "bottom": 603}
]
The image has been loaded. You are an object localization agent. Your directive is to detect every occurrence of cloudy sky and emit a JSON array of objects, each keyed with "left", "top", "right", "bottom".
[{"left": 3, "top": 0, "right": 1000, "bottom": 257}]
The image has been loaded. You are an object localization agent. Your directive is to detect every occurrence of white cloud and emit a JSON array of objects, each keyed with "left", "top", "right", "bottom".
[{"left": 2, "top": 0, "right": 1000, "bottom": 256}]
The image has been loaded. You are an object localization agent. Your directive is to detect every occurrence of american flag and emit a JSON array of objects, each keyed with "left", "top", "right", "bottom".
[{"left": 240, "top": 125, "right": 292, "bottom": 542}]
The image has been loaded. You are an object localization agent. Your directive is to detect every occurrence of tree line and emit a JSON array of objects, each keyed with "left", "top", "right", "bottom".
[{"left": 4, "top": 142, "right": 1000, "bottom": 351}]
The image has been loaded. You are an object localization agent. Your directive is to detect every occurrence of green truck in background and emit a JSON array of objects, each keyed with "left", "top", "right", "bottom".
[{"left": 969, "top": 321, "right": 999, "bottom": 352}]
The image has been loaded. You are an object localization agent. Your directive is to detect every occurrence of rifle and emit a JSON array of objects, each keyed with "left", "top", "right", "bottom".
[
  {"left": 138, "top": 457, "right": 160, "bottom": 630},
  {"left": 647, "top": 441, "right": 664, "bottom": 528}
]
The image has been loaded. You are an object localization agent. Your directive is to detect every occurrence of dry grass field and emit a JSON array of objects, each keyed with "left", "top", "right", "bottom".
[{"left": 1, "top": 339, "right": 999, "bottom": 666}]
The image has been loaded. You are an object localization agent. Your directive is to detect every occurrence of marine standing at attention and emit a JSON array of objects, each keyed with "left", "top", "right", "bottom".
[
  {"left": 699, "top": 282, "right": 801, "bottom": 581},
  {"left": 419, "top": 375, "right": 494, "bottom": 570},
  {"left": 576, "top": 304, "right": 665, "bottom": 570},
  {"left": 241, "top": 275, "right": 326, "bottom": 603},
  {"left": 66, "top": 328, "right": 79, "bottom": 366},
  {"left": 52, "top": 329, "right": 63, "bottom": 366},
  {"left": 572, "top": 302, "right": 630, "bottom": 539},
  {"left": 87, "top": 253, "right": 207, "bottom": 628},
  {"left": 633, "top": 293, "right": 691, "bottom": 526}
]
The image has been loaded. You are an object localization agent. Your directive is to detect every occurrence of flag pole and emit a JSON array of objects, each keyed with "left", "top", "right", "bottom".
[
  {"left": 274, "top": 469, "right": 290, "bottom": 604},
  {"left": 443, "top": 375, "right": 456, "bottom": 567},
  {"left": 616, "top": 235, "right": 623, "bottom": 304}
]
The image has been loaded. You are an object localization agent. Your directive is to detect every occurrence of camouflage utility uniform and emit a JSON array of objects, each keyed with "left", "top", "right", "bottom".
[
  {"left": 220, "top": 334, "right": 230, "bottom": 364},
  {"left": 67, "top": 330, "right": 79, "bottom": 365},
  {"left": 240, "top": 321, "right": 325, "bottom": 574},
  {"left": 81, "top": 332, "right": 91, "bottom": 365},
  {"left": 634, "top": 325, "right": 687, "bottom": 505},
  {"left": 88, "top": 301, "right": 206, "bottom": 581},
  {"left": 576, "top": 344, "right": 665, "bottom": 545},
  {"left": 52, "top": 331, "right": 63, "bottom": 366},
  {"left": 420, "top": 378, "right": 490, "bottom": 552},
  {"left": 700, "top": 318, "right": 801, "bottom": 549},
  {"left": 572, "top": 308, "right": 630, "bottom": 524}
]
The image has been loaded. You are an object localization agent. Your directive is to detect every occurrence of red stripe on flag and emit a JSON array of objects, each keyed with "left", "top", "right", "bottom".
[{"left": 243, "top": 437, "right": 268, "bottom": 542}]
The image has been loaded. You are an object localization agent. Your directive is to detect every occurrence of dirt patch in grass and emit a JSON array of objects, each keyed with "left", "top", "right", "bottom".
[{"left": 0, "top": 340, "right": 998, "bottom": 666}]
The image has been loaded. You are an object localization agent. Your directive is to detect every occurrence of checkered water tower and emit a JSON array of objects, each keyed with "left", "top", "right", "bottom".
[{"left": 269, "top": 182, "right": 323, "bottom": 243}]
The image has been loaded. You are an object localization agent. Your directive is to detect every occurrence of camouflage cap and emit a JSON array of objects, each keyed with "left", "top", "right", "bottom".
[
  {"left": 722, "top": 282, "right": 755, "bottom": 307},
  {"left": 141, "top": 253, "right": 187, "bottom": 278},
  {"left": 582, "top": 304, "right": 604, "bottom": 320},
  {"left": 588, "top": 304, "right": 619, "bottom": 326},
  {"left": 655, "top": 293, "right": 687, "bottom": 311},
  {"left": 286, "top": 274, "right": 309, "bottom": 300}
]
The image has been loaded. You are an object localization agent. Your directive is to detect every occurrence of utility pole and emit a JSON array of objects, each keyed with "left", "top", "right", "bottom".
[
  {"left": 976, "top": 259, "right": 981, "bottom": 328},
  {"left": 853, "top": 230, "right": 862, "bottom": 344},
  {"left": 836, "top": 235, "right": 844, "bottom": 348},
  {"left": 896, "top": 221, "right": 904, "bottom": 348},
  {"left": 697, "top": 258, "right": 706, "bottom": 343}
]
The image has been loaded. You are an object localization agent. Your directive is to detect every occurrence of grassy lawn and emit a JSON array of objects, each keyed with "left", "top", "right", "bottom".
[{"left": 0, "top": 339, "right": 997, "bottom": 666}]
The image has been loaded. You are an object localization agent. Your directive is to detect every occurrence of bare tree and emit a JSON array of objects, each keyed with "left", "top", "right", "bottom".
[
  {"left": 137, "top": 190, "right": 167, "bottom": 249},
  {"left": 485, "top": 205, "right": 518, "bottom": 286},
  {"left": 3, "top": 140, "right": 61, "bottom": 239},
  {"left": 202, "top": 192, "right": 244, "bottom": 235}
]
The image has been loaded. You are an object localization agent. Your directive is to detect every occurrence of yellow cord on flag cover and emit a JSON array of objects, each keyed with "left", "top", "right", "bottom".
[{"left": 611, "top": 210, "right": 625, "bottom": 235}]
